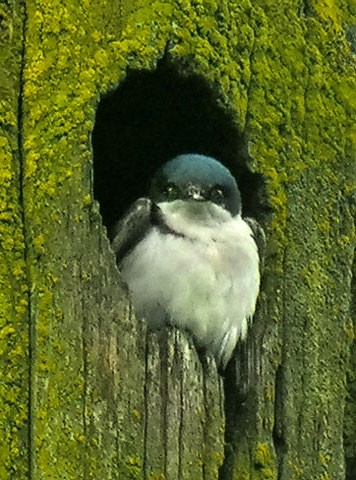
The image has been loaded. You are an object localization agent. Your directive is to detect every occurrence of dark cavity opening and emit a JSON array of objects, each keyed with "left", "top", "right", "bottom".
[{"left": 92, "top": 58, "right": 268, "bottom": 235}]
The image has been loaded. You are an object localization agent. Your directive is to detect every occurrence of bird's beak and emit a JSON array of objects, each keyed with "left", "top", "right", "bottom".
[
  {"left": 190, "top": 191, "right": 204, "bottom": 201},
  {"left": 185, "top": 186, "right": 204, "bottom": 201}
]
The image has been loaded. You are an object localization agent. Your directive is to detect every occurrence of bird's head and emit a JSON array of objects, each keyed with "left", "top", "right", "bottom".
[{"left": 149, "top": 154, "right": 241, "bottom": 217}]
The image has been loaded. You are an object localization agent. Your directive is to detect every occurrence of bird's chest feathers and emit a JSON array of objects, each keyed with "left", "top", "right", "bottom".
[
  {"left": 156, "top": 201, "right": 254, "bottom": 272},
  {"left": 121, "top": 201, "right": 258, "bottom": 294},
  {"left": 119, "top": 200, "right": 259, "bottom": 345},
  {"left": 157, "top": 220, "right": 232, "bottom": 274}
]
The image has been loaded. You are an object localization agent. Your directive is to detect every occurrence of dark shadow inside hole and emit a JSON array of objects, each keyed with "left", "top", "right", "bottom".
[{"left": 92, "top": 58, "right": 269, "bottom": 235}]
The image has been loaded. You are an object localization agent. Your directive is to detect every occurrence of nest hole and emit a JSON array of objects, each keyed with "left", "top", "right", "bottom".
[{"left": 92, "top": 58, "right": 268, "bottom": 234}]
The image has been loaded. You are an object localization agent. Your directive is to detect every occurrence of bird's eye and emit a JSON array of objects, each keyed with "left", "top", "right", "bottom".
[
  {"left": 163, "top": 183, "right": 178, "bottom": 198},
  {"left": 209, "top": 186, "right": 224, "bottom": 204}
]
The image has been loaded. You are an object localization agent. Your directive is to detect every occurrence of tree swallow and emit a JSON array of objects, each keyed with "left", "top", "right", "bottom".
[{"left": 112, "top": 154, "right": 264, "bottom": 369}]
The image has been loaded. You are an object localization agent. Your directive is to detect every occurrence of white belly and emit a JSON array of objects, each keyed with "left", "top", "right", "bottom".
[{"left": 119, "top": 204, "right": 260, "bottom": 366}]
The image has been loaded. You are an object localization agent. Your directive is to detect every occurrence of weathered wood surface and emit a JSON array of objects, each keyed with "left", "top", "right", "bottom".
[{"left": 0, "top": 1, "right": 355, "bottom": 479}]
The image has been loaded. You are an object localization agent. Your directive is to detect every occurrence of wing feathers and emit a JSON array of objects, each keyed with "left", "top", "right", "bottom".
[
  {"left": 244, "top": 217, "right": 266, "bottom": 273},
  {"left": 111, "top": 198, "right": 153, "bottom": 262}
]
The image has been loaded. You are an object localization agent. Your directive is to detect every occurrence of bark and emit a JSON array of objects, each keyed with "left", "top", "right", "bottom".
[{"left": 0, "top": 1, "right": 355, "bottom": 479}]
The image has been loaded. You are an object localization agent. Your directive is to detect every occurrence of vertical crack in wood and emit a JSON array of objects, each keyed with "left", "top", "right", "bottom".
[
  {"left": 16, "top": 1, "right": 32, "bottom": 477},
  {"left": 81, "top": 285, "right": 88, "bottom": 480},
  {"left": 143, "top": 326, "right": 149, "bottom": 480},
  {"left": 202, "top": 362, "right": 208, "bottom": 480},
  {"left": 177, "top": 331, "right": 184, "bottom": 480},
  {"left": 273, "top": 248, "right": 288, "bottom": 479},
  {"left": 218, "top": 340, "right": 250, "bottom": 480},
  {"left": 273, "top": 365, "right": 284, "bottom": 480},
  {"left": 345, "top": 232, "right": 356, "bottom": 480},
  {"left": 160, "top": 332, "right": 169, "bottom": 477}
]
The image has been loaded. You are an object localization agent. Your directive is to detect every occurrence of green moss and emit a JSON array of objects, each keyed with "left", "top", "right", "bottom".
[
  {"left": 252, "top": 443, "right": 278, "bottom": 480},
  {"left": 232, "top": 441, "right": 278, "bottom": 480},
  {"left": 3, "top": 0, "right": 354, "bottom": 478},
  {"left": 310, "top": 0, "right": 343, "bottom": 28},
  {"left": 118, "top": 455, "right": 143, "bottom": 478},
  {"left": 147, "top": 472, "right": 166, "bottom": 480},
  {"left": 0, "top": 3, "right": 31, "bottom": 478}
]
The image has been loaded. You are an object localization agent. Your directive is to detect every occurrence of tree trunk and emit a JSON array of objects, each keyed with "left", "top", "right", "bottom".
[{"left": 1, "top": 1, "right": 355, "bottom": 479}]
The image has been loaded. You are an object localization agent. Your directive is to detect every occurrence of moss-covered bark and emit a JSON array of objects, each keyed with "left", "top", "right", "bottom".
[
  {"left": 0, "top": 0, "right": 355, "bottom": 479},
  {"left": 0, "top": 1, "right": 29, "bottom": 478}
]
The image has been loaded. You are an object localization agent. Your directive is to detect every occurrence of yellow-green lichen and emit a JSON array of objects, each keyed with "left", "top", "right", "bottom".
[
  {"left": 252, "top": 443, "right": 278, "bottom": 480},
  {"left": 310, "top": 0, "right": 343, "bottom": 28},
  {"left": 232, "top": 440, "right": 278, "bottom": 480},
  {"left": 118, "top": 455, "right": 143, "bottom": 478},
  {"left": 147, "top": 472, "right": 166, "bottom": 480},
  {"left": 0, "top": 4, "right": 31, "bottom": 478},
  {"left": 5, "top": 0, "right": 355, "bottom": 478}
]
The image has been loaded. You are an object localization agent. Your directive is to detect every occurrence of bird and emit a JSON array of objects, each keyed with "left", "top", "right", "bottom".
[{"left": 111, "top": 154, "right": 264, "bottom": 369}]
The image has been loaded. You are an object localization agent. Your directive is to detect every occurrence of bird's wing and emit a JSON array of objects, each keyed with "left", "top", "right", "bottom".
[
  {"left": 244, "top": 217, "right": 266, "bottom": 273},
  {"left": 111, "top": 198, "right": 154, "bottom": 263},
  {"left": 111, "top": 197, "right": 175, "bottom": 262}
]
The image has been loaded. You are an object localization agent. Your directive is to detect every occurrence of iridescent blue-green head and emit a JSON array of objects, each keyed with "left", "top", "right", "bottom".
[{"left": 150, "top": 154, "right": 241, "bottom": 216}]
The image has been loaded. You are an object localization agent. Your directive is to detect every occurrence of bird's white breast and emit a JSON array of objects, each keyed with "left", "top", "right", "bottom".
[{"left": 119, "top": 200, "right": 260, "bottom": 367}]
